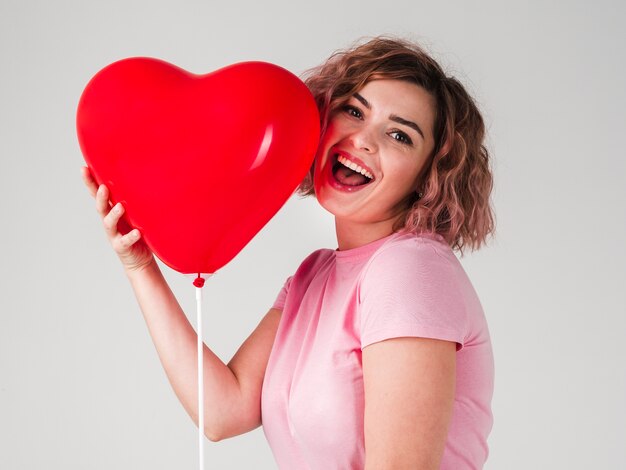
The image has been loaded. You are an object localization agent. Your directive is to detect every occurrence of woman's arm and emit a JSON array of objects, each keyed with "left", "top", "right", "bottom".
[
  {"left": 126, "top": 261, "right": 281, "bottom": 441},
  {"left": 82, "top": 166, "right": 280, "bottom": 442},
  {"left": 362, "top": 337, "right": 456, "bottom": 469}
]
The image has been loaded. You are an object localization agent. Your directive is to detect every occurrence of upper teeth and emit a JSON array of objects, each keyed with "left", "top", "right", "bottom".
[{"left": 337, "top": 155, "right": 373, "bottom": 179}]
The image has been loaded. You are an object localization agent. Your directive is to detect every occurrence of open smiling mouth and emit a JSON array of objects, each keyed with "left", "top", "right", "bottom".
[{"left": 331, "top": 154, "right": 375, "bottom": 187}]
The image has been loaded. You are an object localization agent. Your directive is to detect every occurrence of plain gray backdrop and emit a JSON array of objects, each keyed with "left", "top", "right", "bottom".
[{"left": 1, "top": 0, "right": 625, "bottom": 468}]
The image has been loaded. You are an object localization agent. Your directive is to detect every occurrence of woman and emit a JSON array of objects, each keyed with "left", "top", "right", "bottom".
[{"left": 82, "top": 36, "right": 495, "bottom": 469}]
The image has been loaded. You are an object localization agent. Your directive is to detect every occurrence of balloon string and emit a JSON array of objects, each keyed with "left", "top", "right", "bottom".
[{"left": 195, "top": 274, "right": 205, "bottom": 470}]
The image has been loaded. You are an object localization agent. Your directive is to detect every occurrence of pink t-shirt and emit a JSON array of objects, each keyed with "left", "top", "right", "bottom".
[{"left": 261, "top": 231, "right": 494, "bottom": 469}]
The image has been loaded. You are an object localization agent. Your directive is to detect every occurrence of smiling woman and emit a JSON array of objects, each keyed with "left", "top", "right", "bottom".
[
  {"left": 83, "top": 35, "right": 495, "bottom": 470},
  {"left": 260, "top": 37, "right": 496, "bottom": 470}
]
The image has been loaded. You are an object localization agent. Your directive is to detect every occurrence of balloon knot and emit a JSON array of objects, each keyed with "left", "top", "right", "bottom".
[{"left": 193, "top": 275, "right": 205, "bottom": 288}]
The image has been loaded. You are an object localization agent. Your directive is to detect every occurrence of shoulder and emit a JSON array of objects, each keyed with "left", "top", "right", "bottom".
[
  {"left": 295, "top": 248, "right": 335, "bottom": 275},
  {"left": 357, "top": 232, "right": 471, "bottom": 350},
  {"left": 271, "top": 248, "right": 335, "bottom": 310},
  {"left": 287, "top": 248, "right": 335, "bottom": 288},
  {"left": 362, "top": 231, "right": 460, "bottom": 286}
]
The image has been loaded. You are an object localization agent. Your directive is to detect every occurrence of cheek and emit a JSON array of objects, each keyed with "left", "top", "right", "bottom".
[
  {"left": 312, "top": 155, "right": 326, "bottom": 195},
  {"left": 319, "top": 118, "right": 346, "bottom": 147},
  {"left": 313, "top": 127, "right": 339, "bottom": 172},
  {"left": 387, "top": 157, "right": 425, "bottom": 192},
  {"left": 313, "top": 157, "right": 322, "bottom": 185}
]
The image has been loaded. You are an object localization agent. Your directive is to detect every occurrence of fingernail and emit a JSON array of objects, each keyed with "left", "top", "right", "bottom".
[{"left": 113, "top": 203, "right": 121, "bottom": 213}]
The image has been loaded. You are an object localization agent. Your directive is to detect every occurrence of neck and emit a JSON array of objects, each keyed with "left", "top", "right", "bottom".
[{"left": 335, "top": 217, "right": 397, "bottom": 251}]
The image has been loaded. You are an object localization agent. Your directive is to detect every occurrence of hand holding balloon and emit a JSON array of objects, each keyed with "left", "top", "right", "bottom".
[{"left": 81, "top": 166, "right": 155, "bottom": 273}]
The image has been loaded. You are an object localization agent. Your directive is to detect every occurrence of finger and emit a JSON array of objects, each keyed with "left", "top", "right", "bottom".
[
  {"left": 115, "top": 228, "right": 141, "bottom": 250},
  {"left": 95, "top": 184, "right": 112, "bottom": 216},
  {"left": 102, "top": 201, "right": 124, "bottom": 236},
  {"left": 81, "top": 166, "right": 98, "bottom": 198}
]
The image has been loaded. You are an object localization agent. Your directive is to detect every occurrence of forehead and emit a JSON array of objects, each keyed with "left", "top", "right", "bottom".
[{"left": 354, "top": 79, "right": 436, "bottom": 135}]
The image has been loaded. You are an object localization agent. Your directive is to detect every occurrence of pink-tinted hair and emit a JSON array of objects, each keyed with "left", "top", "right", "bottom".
[{"left": 298, "top": 36, "right": 495, "bottom": 254}]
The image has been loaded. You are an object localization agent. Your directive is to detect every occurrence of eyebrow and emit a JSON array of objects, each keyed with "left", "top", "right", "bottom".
[
  {"left": 353, "top": 92, "right": 371, "bottom": 109},
  {"left": 353, "top": 92, "right": 426, "bottom": 140}
]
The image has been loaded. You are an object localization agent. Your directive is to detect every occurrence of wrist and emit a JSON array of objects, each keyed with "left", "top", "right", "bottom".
[{"left": 124, "top": 256, "right": 158, "bottom": 278}]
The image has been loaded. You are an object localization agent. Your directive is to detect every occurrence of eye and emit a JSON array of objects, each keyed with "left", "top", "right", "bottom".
[
  {"left": 389, "top": 130, "right": 413, "bottom": 145},
  {"left": 342, "top": 104, "right": 363, "bottom": 119}
]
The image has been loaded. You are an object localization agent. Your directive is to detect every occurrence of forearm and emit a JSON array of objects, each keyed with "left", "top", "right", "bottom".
[{"left": 124, "top": 259, "right": 245, "bottom": 440}]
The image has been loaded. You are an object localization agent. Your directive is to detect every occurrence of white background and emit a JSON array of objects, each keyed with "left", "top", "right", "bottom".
[{"left": 1, "top": 0, "right": 625, "bottom": 468}]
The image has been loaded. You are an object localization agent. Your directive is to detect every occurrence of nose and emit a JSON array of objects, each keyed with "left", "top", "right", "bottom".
[{"left": 349, "top": 125, "right": 378, "bottom": 153}]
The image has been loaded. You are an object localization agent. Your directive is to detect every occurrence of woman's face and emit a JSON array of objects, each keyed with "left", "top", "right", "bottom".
[{"left": 313, "top": 79, "right": 436, "bottom": 229}]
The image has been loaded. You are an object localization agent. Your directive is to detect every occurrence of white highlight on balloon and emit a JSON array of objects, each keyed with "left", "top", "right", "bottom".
[{"left": 250, "top": 124, "right": 273, "bottom": 171}]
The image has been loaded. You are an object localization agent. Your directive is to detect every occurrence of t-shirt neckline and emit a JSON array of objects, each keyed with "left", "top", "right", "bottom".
[{"left": 334, "top": 232, "right": 398, "bottom": 261}]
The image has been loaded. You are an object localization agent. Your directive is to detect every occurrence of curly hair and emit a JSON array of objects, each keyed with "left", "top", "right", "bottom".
[{"left": 298, "top": 36, "right": 495, "bottom": 254}]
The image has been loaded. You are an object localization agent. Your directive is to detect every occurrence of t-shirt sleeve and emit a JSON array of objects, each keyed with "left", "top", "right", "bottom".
[
  {"left": 358, "top": 240, "right": 468, "bottom": 351},
  {"left": 271, "top": 275, "right": 293, "bottom": 311}
]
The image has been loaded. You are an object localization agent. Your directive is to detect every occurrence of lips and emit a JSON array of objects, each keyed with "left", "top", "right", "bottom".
[{"left": 326, "top": 150, "right": 376, "bottom": 192}]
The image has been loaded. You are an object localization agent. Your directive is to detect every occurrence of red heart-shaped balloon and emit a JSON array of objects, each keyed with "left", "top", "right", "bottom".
[{"left": 77, "top": 58, "right": 319, "bottom": 274}]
